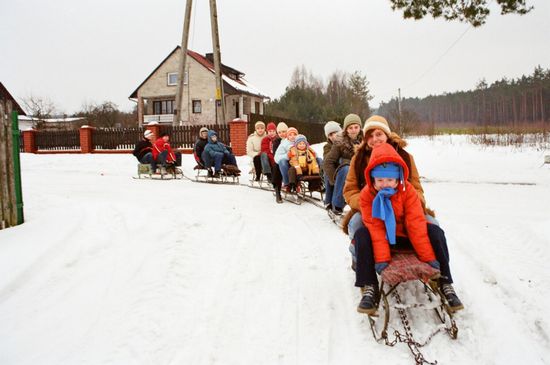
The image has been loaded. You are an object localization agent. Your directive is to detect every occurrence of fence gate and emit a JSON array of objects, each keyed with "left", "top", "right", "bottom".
[{"left": 0, "top": 100, "right": 24, "bottom": 230}]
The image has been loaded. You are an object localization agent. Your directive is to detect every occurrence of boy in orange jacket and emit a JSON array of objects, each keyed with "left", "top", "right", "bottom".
[{"left": 355, "top": 143, "right": 463, "bottom": 314}]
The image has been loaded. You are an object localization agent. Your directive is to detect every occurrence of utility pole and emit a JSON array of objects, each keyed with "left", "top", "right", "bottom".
[
  {"left": 397, "top": 88, "right": 402, "bottom": 135},
  {"left": 209, "top": 0, "right": 226, "bottom": 125},
  {"left": 174, "top": 0, "right": 193, "bottom": 125}
]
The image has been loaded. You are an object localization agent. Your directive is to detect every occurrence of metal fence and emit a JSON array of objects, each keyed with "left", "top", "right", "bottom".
[
  {"left": 159, "top": 124, "right": 230, "bottom": 148},
  {"left": 35, "top": 130, "right": 80, "bottom": 150},
  {"left": 94, "top": 127, "right": 144, "bottom": 150},
  {"left": 248, "top": 113, "right": 326, "bottom": 144}
]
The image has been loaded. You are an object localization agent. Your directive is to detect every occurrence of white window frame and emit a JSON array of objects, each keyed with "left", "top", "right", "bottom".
[
  {"left": 192, "top": 100, "right": 202, "bottom": 114},
  {"left": 167, "top": 71, "right": 188, "bottom": 86}
]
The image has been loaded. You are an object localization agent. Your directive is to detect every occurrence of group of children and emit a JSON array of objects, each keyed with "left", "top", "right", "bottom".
[{"left": 246, "top": 121, "right": 323, "bottom": 202}]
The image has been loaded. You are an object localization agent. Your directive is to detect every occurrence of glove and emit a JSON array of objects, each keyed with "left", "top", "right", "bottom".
[
  {"left": 375, "top": 262, "right": 389, "bottom": 275},
  {"left": 427, "top": 260, "right": 440, "bottom": 270}
]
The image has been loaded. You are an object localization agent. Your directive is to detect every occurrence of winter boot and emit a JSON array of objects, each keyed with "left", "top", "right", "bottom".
[
  {"left": 440, "top": 283, "right": 464, "bottom": 312},
  {"left": 331, "top": 206, "right": 343, "bottom": 215},
  {"left": 266, "top": 173, "right": 273, "bottom": 184},
  {"left": 275, "top": 187, "right": 283, "bottom": 204},
  {"left": 357, "top": 284, "right": 380, "bottom": 314}
]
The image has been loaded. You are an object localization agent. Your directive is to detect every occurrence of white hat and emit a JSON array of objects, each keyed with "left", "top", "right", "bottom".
[
  {"left": 324, "top": 121, "right": 342, "bottom": 138},
  {"left": 144, "top": 130, "right": 154, "bottom": 138}
]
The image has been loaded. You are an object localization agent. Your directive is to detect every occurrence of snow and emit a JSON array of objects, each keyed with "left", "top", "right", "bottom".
[{"left": 1, "top": 135, "right": 549, "bottom": 365}]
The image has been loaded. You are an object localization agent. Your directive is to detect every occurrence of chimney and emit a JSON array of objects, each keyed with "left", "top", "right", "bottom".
[{"left": 205, "top": 53, "right": 214, "bottom": 63}]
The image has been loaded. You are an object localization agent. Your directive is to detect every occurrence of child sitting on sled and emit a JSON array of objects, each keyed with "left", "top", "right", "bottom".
[
  {"left": 287, "top": 134, "right": 322, "bottom": 193},
  {"left": 355, "top": 142, "right": 463, "bottom": 314}
]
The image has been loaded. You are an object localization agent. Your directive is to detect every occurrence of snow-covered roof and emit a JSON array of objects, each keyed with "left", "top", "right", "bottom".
[
  {"left": 19, "top": 115, "right": 85, "bottom": 123},
  {"left": 129, "top": 47, "right": 269, "bottom": 100}
]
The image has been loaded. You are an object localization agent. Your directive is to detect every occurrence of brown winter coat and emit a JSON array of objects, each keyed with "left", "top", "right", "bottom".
[
  {"left": 323, "top": 133, "right": 362, "bottom": 185},
  {"left": 342, "top": 133, "right": 430, "bottom": 234}
]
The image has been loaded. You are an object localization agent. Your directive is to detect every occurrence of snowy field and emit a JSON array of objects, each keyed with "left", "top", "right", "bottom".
[{"left": 1, "top": 135, "right": 549, "bottom": 365}]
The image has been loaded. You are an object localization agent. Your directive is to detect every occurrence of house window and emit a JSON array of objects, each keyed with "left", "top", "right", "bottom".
[
  {"left": 255, "top": 101, "right": 261, "bottom": 114},
  {"left": 153, "top": 100, "right": 175, "bottom": 114},
  {"left": 192, "top": 100, "right": 202, "bottom": 114},
  {"left": 167, "top": 71, "right": 188, "bottom": 86}
]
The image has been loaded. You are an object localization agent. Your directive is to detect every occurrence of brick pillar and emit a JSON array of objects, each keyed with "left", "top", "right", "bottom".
[
  {"left": 229, "top": 118, "right": 248, "bottom": 156},
  {"left": 80, "top": 126, "right": 94, "bottom": 153},
  {"left": 22, "top": 129, "right": 37, "bottom": 153},
  {"left": 146, "top": 122, "right": 160, "bottom": 139}
]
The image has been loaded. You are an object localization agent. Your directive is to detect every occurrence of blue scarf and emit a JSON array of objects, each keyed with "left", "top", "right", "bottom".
[{"left": 372, "top": 187, "right": 397, "bottom": 245}]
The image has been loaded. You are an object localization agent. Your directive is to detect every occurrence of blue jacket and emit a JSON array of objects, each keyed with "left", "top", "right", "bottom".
[
  {"left": 274, "top": 138, "right": 292, "bottom": 164},
  {"left": 204, "top": 130, "right": 229, "bottom": 158}
]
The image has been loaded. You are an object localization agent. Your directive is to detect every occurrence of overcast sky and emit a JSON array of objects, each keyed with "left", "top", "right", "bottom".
[{"left": 2, "top": 0, "right": 549, "bottom": 115}]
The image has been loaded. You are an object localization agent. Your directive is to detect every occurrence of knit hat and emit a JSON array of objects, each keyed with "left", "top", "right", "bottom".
[
  {"left": 324, "top": 121, "right": 342, "bottom": 138},
  {"left": 287, "top": 127, "right": 298, "bottom": 136},
  {"left": 144, "top": 130, "right": 154, "bottom": 138},
  {"left": 255, "top": 121, "right": 266, "bottom": 129},
  {"left": 371, "top": 162, "right": 402, "bottom": 179},
  {"left": 199, "top": 127, "right": 208, "bottom": 134},
  {"left": 276, "top": 122, "right": 289, "bottom": 132},
  {"left": 363, "top": 115, "right": 391, "bottom": 136},
  {"left": 294, "top": 134, "right": 308, "bottom": 146},
  {"left": 266, "top": 122, "right": 277, "bottom": 131},
  {"left": 343, "top": 113, "right": 362, "bottom": 131}
]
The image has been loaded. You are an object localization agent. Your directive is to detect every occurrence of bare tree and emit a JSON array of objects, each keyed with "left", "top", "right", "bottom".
[{"left": 20, "top": 94, "right": 57, "bottom": 128}]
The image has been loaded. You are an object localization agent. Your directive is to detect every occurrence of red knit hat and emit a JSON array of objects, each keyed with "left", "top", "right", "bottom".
[{"left": 266, "top": 122, "right": 277, "bottom": 131}]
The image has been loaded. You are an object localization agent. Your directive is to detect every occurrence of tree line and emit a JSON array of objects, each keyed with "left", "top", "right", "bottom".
[
  {"left": 266, "top": 66, "right": 373, "bottom": 125},
  {"left": 377, "top": 66, "right": 550, "bottom": 134}
]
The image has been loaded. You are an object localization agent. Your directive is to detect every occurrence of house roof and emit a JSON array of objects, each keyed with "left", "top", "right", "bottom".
[
  {"left": 0, "top": 82, "right": 27, "bottom": 115},
  {"left": 129, "top": 46, "right": 268, "bottom": 99}
]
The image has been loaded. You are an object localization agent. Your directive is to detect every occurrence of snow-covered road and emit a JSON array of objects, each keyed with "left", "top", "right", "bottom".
[{"left": 1, "top": 136, "right": 549, "bottom": 365}]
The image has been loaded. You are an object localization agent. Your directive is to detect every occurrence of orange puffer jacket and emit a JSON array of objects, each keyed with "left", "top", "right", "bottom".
[
  {"left": 288, "top": 146, "right": 319, "bottom": 176},
  {"left": 359, "top": 143, "right": 435, "bottom": 264}
]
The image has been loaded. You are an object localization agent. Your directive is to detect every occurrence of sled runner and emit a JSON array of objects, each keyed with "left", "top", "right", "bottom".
[
  {"left": 136, "top": 163, "right": 183, "bottom": 180},
  {"left": 248, "top": 172, "right": 274, "bottom": 191},
  {"left": 193, "top": 165, "right": 240, "bottom": 184},
  {"left": 366, "top": 251, "right": 459, "bottom": 365}
]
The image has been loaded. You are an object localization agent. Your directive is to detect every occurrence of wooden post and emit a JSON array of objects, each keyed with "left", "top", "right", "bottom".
[
  {"left": 0, "top": 101, "right": 18, "bottom": 229},
  {"left": 209, "top": 0, "right": 226, "bottom": 125},
  {"left": 175, "top": 0, "right": 193, "bottom": 125}
]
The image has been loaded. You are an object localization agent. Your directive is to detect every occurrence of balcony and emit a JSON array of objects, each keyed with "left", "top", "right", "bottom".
[{"left": 143, "top": 114, "right": 175, "bottom": 124}]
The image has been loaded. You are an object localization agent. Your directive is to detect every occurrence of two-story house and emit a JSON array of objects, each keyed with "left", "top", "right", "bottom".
[{"left": 129, "top": 46, "right": 268, "bottom": 126}]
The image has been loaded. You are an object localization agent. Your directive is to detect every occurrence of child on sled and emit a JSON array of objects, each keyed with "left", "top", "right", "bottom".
[
  {"left": 287, "top": 134, "right": 322, "bottom": 193},
  {"left": 355, "top": 142, "right": 463, "bottom": 314}
]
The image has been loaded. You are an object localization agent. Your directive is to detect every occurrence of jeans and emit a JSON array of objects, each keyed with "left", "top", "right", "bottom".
[
  {"left": 139, "top": 152, "right": 153, "bottom": 165},
  {"left": 279, "top": 159, "right": 290, "bottom": 185},
  {"left": 153, "top": 150, "right": 168, "bottom": 171},
  {"left": 201, "top": 151, "right": 213, "bottom": 170},
  {"left": 260, "top": 153, "right": 272, "bottom": 175},
  {"left": 332, "top": 165, "right": 349, "bottom": 209},
  {"left": 324, "top": 175, "right": 334, "bottom": 206}
]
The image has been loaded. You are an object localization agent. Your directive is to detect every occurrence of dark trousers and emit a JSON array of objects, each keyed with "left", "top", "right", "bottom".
[
  {"left": 253, "top": 155, "right": 263, "bottom": 179},
  {"left": 271, "top": 163, "right": 282, "bottom": 189},
  {"left": 354, "top": 224, "right": 453, "bottom": 287}
]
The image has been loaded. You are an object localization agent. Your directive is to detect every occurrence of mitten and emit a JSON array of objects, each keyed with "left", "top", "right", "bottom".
[
  {"left": 427, "top": 260, "right": 440, "bottom": 270},
  {"left": 375, "top": 262, "right": 389, "bottom": 275}
]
